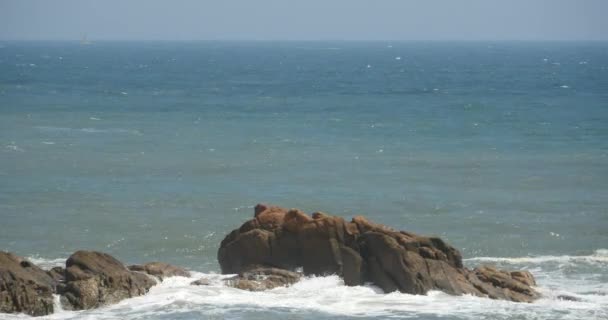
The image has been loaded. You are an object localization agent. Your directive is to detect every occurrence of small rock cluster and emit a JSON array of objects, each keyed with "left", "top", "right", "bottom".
[{"left": 0, "top": 250, "right": 189, "bottom": 316}]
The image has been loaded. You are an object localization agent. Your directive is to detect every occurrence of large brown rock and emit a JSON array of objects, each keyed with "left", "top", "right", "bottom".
[
  {"left": 62, "top": 251, "right": 157, "bottom": 310},
  {"left": 218, "top": 204, "right": 540, "bottom": 302},
  {"left": 0, "top": 252, "right": 55, "bottom": 316}
]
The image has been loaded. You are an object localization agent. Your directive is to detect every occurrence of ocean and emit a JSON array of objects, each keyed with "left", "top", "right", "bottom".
[{"left": 0, "top": 41, "right": 607, "bottom": 319}]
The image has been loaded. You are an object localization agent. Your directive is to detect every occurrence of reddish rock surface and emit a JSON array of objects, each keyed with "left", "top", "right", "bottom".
[{"left": 218, "top": 204, "right": 541, "bottom": 302}]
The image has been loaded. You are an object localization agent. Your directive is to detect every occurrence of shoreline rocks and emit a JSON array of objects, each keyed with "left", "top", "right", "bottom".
[
  {"left": 0, "top": 252, "right": 55, "bottom": 316},
  {"left": 0, "top": 251, "right": 190, "bottom": 317},
  {"left": 1, "top": 203, "right": 544, "bottom": 317},
  {"left": 218, "top": 204, "right": 541, "bottom": 302},
  {"left": 62, "top": 251, "right": 157, "bottom": 310}
]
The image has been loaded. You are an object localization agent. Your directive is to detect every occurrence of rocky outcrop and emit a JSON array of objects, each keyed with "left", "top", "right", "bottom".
[
  {"left": 61, "top": 251, "right": 157, "bottom": 310},
  {"left": 0, "top": 252, "right": 55, "bottom": 316},
  {"left": 128, "top": 262, "right": 190, "bottom": 280},
  {"left": 0, "top": 250, "right": 193, "bottom": 316},
  {"left": 218, "top": 204, "right": 541, "bottom": 302}
]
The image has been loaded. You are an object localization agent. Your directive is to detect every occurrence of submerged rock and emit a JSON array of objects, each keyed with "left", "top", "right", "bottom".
[
  {"left": 128, "top": 262, "right": 191, "bottom": 280},
  {"left": 190, "top": 278, "right": 212, "bottom": 286},
  {"left": 218, "top": 204, "right": 541, "bottom": 302},
  {"left": 224, "top": 267, "right": 302, "bottom": 291},
  {"left": 0, "top": 252, "right": 55, "bottom": 316},
  {"left": 61, "top": 251, "right": 157, "bottom": 310}
]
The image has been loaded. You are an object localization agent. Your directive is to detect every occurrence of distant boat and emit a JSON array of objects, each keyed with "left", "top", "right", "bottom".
[{"left": 80, "top": 34, "right": 92, "bottom": 45}]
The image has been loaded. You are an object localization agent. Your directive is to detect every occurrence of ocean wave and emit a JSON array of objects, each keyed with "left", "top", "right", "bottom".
[
  {"left": 465, "top": 249, "right": 608, "bottom": 265},
  {"left": 35, "top": 126, "right": 141, "bottom": 135},
  {"left": 3, "top": 252, "right": 606, "bottom": 319},
  {"left": 24, "top": 256, "right": 66, "bottom": 270},
  {"left": 0, "top": 270, "right": 606, "bottom": 320}
]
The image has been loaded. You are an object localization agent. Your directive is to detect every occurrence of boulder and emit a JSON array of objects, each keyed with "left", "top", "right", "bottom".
[
  {"left": 224, "top": 267, "right": 301, "bottom": 291},
  {"left": 0, "top": 252, "right": 55, "bottom": 316},
  {"left": 128, "top": 262, "right": 190, "bottom": 280},
  {"left": 218, "top": 204, "right": 540, "bottom": 302},
  {"left": 61, "top": 251, "right": 157, "bottom": 310}
]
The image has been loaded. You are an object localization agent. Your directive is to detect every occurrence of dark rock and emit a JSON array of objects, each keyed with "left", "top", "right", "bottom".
[
  {"left": 190, "top": 278, "right": 211, "bottom": 286},
  {"left": 557, "top": 294, "right": 582, "bottom": 302},
  {"left": 0, "top": 252, "right": 55, "bottom": 316},
  {"left": 128, "top": 262, "right": 190, "bottom": 280},
  {"left": 224, "top": 267, "right": 301, "bottom": 291},
  {"left": 62, "top": 251, "right": 157, "bottom": 310},
  {"left": 46, "top": 267, "right": 65, "bottom": 284},
  {"left": 217, "top": 204, "right": 540, "bottom": 302}
]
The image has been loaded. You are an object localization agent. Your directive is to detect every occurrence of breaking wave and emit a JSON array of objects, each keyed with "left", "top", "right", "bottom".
[{"left": 2, "top": 251, "right": 605, "bottom": 320}]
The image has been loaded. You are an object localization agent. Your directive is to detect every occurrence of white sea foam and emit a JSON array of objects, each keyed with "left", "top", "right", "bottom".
[
  {"left": 465, "top": 249, "right": 608, "bottom": 265},
  {"left": 3, "top": 272, "right": 602, "bottom": 320},
  {"left": 4, "top": 144, "right": 24, "bottom": 152},
  {"left": 24, "top": 256, "right": 65, "bottom": 269},
  {"left": 35, "top": 126, "right": 141, "bottom": 135},
  {"left": 1, "top": 253, "right": 605, "bottom": 319}
]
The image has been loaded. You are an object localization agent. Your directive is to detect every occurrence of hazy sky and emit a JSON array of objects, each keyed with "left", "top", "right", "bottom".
[{"left": 1, "top": 0, "right": 607, "bottom": 41}]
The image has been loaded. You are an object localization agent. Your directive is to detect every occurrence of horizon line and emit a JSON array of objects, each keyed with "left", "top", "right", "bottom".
[{"left": 1, "top": 39, "right": 608, "bottom": 43}]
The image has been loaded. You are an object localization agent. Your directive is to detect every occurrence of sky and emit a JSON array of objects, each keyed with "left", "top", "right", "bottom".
[{"left": 1, "top": 0, "right": 607, "bottom": 41}]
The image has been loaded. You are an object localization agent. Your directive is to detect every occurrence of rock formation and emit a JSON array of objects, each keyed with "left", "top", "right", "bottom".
[
  {"left": 0, "top": 250, "right": 190, "bottom": 316},
  {"left": 0, "top": 252, "right": 55, "bottom": 316},
  {"left": 61, "top": 251, "right": 157, "bottom": 310},
  {"left": 218, "top": 204, "right": 541, "bottom": 302}
]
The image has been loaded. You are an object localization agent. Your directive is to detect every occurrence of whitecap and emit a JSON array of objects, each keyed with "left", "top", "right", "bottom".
[
  {"left": 24, "top": 256, "right": 66, "bottom": 269},
  {"left": 465, "top": 249, "right": 608, "bottom": 265},
  {"left": 35, "top": 126, "right": 141, "bottom": 135},
  {"left": 0, "top": 270, "right": 605, "bottom": 320},
  {"left": 4, "top": 142, "right": 24, "bottom": 152}
]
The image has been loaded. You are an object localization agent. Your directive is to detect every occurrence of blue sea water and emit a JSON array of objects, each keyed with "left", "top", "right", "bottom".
[{"left": 0, "top": 41, "right": 607, "bottom": 319}]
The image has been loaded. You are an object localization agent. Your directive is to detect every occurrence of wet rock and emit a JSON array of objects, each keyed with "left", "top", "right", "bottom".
[
  {"left": 0, "top": 252, "right": 55, "bottom": 316},
  {"left": 224, "top": 267, "right": 301, "bottom": 291},
  {"left": 62, "top": 251, "right": 157, "bottom": 310},
  {"left": 46, "top": 266, "right": 65, "bottom": 284},
  {"left": 190, "top": 278, "right": 211, "bottom": 286},
  {"left": 128, "top": 262, "right": 190, "bottom": 280},
  {"left": 557, "top": 294, "right": 582, "bottom": 302},
  {"left": 466, "top": 266, "right": 541, "bottom": 302},
  {"left": 218, "top": 204, "right": 540, "bottom": 302}
]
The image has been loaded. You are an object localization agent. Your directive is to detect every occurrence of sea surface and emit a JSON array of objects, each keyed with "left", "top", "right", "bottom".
[{"left": 1, "top": 41, "right": 607, "bottom": 319}]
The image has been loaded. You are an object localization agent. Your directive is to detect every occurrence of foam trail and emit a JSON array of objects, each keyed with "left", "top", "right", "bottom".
[
  {"left": 0, "top": 272, "right": 605, "bottom": 320},
  {"left": 465, "top": 249, "right": 608, "bottom": 265},
  {"left": 0, "top": 253, "right": 606, "bottom": 320}
]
